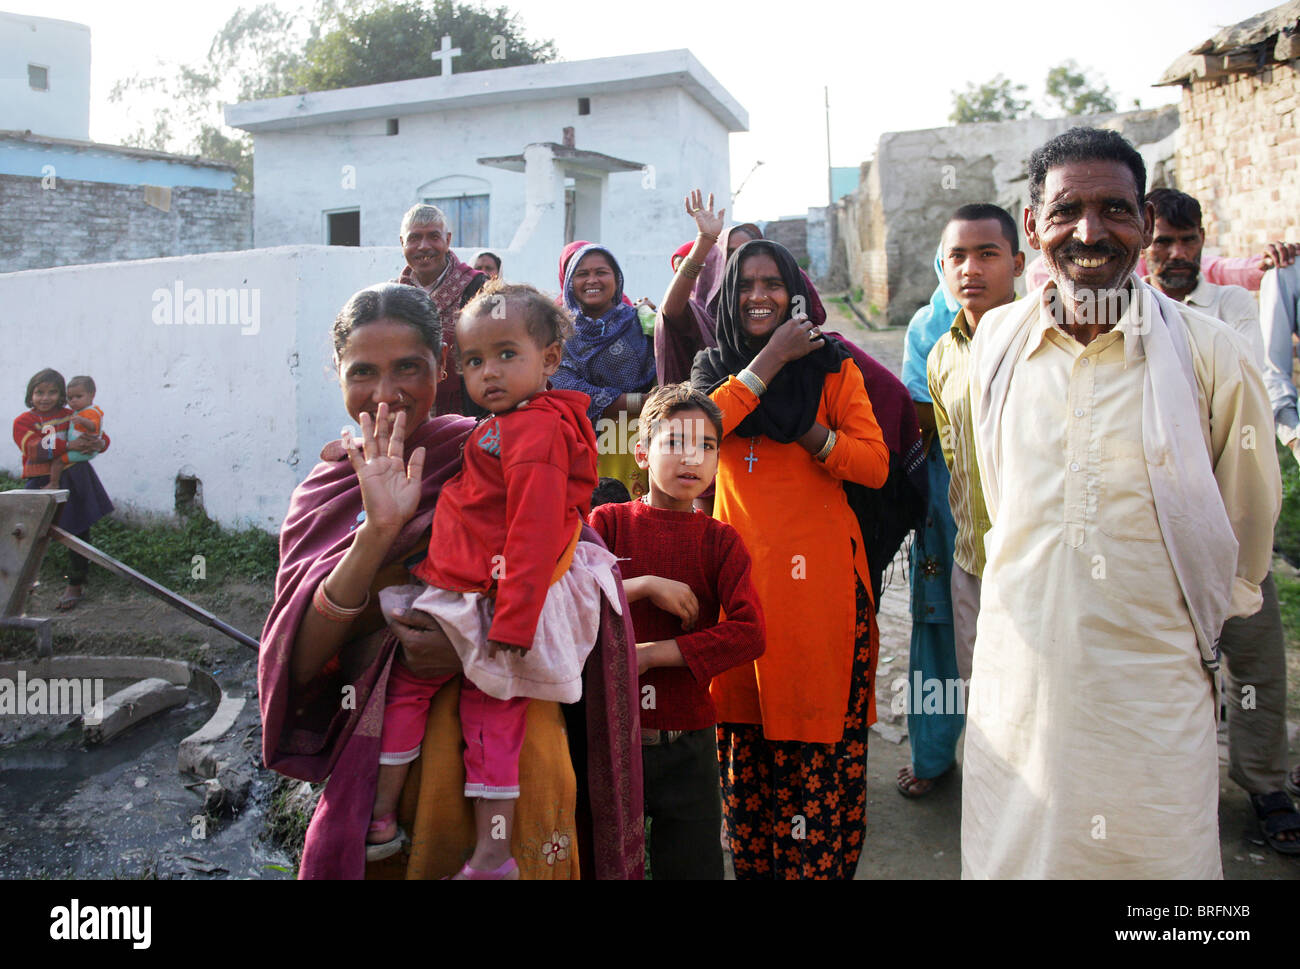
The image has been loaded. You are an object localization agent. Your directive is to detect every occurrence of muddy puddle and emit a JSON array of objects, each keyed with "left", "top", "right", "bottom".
[{"left": 0, "top": 683, "right": 293, "bottom": 879}]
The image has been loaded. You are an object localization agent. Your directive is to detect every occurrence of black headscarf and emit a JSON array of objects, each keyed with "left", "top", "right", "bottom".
[{"left": 690, "top": 240, "right": 849, "bottom": 442}]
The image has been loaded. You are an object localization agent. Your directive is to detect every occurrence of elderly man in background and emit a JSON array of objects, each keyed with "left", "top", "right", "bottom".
[
  {"left": 964, "top": 127, "right": 1281, "bottom": 878},
  {"left": 393, "top": 204, "right": 488, "bottom": 416}
]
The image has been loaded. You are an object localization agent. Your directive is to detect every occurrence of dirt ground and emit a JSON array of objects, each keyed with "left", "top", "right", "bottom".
[{"left": 4, "top": 310, "right": 1297, "bottom": 878}]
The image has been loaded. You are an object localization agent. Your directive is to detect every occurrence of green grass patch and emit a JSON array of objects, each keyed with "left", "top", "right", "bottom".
[
  {"left": 1275, "top": 438, "right": 1300, "bottom": 567},
  {"left": 0, "top": 470, "right": 279, "bottom": 592},
  {"left": 1271, "top": 568, "right": 1300, "bottom": 719},
  {"left": 1274, "top": 569, "right": 1300, "bottom": 647},
  {"left": 263, "top": 775, "right": 321, "bottom": 875}
]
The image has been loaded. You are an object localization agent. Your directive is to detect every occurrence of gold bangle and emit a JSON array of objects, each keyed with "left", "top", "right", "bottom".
[
  {"left": 679, "top": 257, "right": 702, "bottom": 279},
  {"left": 814, "top": 429, "right": 837, "bottom": 462},
  {"left": 698, "top": 232, "right": 718, "bottom": 243},
  {"left": 736, "top": 368, "right": 767, "bottom": 397}
]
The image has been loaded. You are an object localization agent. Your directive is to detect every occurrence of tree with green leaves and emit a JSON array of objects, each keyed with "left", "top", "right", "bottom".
[
  {"left": 949, "top": 75, "right": 1032, "bottom": 124},
  {"left": 1044, "top": 60, "right": 1117, "bottom": 117},
  {"left": 110, "top": 1, "right": 557, "bottom": 192},
  {"left": 298, "top": 0, "right": 556, "bottom": 91}
]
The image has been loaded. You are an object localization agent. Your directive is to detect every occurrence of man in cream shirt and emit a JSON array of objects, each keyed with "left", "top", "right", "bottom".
[{"left": 963, "top": 128, "right": 1281, "bottom": 878}]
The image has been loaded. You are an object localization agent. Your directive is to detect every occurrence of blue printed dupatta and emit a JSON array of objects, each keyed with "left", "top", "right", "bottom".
[{"left": 553, "top": 244, "right": 656, "bottom": 422}]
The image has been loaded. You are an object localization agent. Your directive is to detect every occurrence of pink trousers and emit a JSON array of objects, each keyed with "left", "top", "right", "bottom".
[{"left": 379, "top": 660, "right": 529, "bottom": 799}]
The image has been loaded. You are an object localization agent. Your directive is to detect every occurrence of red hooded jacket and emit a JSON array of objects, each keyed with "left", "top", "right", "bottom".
[{"left": 412, "top": 388, "right": 598, "bottom": 649}]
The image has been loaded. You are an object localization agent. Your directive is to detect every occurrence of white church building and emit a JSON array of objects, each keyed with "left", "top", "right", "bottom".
[{"left": 225, "top": 48, "right": 748, "bottom": 298}]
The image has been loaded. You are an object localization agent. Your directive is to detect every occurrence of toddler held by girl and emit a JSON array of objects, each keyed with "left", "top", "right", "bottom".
[
  {"left": 64, "top": 376, "right": 105, "bottom": 465},
  {"left": 365, "top": 283, "right": 620, "bottom": 879}
]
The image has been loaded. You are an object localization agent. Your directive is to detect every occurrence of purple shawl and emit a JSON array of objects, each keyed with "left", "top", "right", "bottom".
[
  {"left": 654, "top": 226, "right": 760, "bottom": 386},
  {"left": 258, "top": 415, "right": 644, "bottom": 879},
  {"left": 828, "top": 334, "right": 929, "bottom": 605}
]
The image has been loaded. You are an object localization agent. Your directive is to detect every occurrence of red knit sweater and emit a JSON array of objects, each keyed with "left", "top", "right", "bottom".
[
  {"left": 589, "top": 499, "right": 765, "bottom": 729},
  {"left": 12, "top": 408, "right": 112, "bottom": 478}
]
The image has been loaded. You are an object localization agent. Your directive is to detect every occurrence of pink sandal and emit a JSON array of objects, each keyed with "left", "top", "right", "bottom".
[
  {"left": 448, "top": 858, "right": 519, "bottom": 880},
  {"left": 365, "top": 813, "right": 404, "bottom": 862}
]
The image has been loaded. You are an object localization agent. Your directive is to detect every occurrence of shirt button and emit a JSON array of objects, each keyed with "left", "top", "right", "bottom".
[
  {"left": 1074, "top": 408, "right": 1084, "bottom": 417},
  {"left": 1070, "top": 462, "right": 1081, "bottom": 472},
  {"left": 1079, "top": 358, "right": 1090, "bottom": 367}
]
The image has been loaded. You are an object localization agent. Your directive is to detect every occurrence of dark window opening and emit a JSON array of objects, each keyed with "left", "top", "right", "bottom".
[
  {"left": 327, "top": 210, "right": 361, "bottom": 246},
  {"left": 28, "top": 65, "right": 48, "bottom": 91},
  {"left": 175, "top": 474, "right": 204, "bottom": 516},
  {"left": 387, "top": 118, "right": 399, "bottom": 136},
  {"left": 577, "top": 97, "right": 590, "bottom": 116}
]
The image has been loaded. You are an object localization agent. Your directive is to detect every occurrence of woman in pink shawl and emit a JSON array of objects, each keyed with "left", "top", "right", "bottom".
[{"left": 258, "top": 282, "right": 644, "bottom": 879}]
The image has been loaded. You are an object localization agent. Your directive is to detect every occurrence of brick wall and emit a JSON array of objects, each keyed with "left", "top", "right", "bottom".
[
  {"left": 0, "top": 175, "right": 253, "bottom": 273},
  {"left": 1176, "top": 60, "right": 1300, "bottom": 256},
  {"left": 837, "top": 107, "right": 1179, "bottom": 326}
]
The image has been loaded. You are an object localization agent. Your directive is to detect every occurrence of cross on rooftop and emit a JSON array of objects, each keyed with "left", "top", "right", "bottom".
[{"left": 432, "top": 35, "right": 462, "bottom": 76}]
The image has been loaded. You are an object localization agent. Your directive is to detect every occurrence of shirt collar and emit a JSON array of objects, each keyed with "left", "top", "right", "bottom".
[
  {"left": 948, "top": 308, "right": 973, "bottom": 342},
  {"left": 1031, "top": 276, "right": 1149, "bottom": 368},
  {"left": 1183, "top": 276, "right": 1217, "bottom": 308}
]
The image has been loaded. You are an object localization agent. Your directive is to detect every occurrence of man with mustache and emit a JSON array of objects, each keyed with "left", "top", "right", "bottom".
[
  {"left": 963, "top": 127, "right": 1281, "bottom": 878},
  {"left": 1142, "top": 188, "right": 1299, "bottom": 856}
]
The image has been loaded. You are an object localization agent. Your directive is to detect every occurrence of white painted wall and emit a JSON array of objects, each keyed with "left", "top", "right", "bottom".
[
  {"left": 0, "top": 13, "right": 91, "bottom": 141},
  {"left": 0, "top": 246, "right": 419, "bottom": 531},
  {"left": 249, "top": 84, "right": 732, "bottom": 307}
]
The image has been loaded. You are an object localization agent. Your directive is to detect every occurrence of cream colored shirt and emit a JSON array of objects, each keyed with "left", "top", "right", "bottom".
[
  {"left": 1146, "top": 275, "right": 1264, "bottom": 368},
  {"left": 961, "top": 291, "right": 1279, "bottom": 879}
]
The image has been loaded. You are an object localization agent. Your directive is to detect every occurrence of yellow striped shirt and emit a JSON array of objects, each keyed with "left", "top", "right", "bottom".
[{"left": 927, "top": 309, "right": 991, "bottom": 576}]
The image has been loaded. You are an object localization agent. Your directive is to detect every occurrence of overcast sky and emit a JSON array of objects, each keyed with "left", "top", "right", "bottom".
[{"left": 12, "top": 0, "right": 1271, "bottom": 220}]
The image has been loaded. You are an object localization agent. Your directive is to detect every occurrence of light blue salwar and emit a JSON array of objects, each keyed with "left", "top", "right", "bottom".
[{"left": 901, "top": 250, "right": 963, "bottom": 779}]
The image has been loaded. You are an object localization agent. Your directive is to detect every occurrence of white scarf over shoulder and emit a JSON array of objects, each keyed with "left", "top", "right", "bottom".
[{"left": 972, "top": 276, "right": 1236, "bottom": 669}]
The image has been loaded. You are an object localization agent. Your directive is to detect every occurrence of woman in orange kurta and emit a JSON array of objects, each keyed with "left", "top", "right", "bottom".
[{"left": 691, "top": 240, "right": 888, "bottom": 879}]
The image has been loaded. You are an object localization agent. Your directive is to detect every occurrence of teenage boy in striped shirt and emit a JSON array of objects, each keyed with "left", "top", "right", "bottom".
[{"left": 925, "top": 204, "right": 1023, "bottom": 712}]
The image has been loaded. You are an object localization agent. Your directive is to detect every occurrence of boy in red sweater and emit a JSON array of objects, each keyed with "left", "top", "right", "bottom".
[{"left": 589, "top": 382, "right": 765, "bottom": 879}]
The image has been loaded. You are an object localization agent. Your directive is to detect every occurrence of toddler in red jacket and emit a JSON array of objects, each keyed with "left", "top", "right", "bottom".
[{"left": 369, "top": 283, "right": 620, "bottom": 878}]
